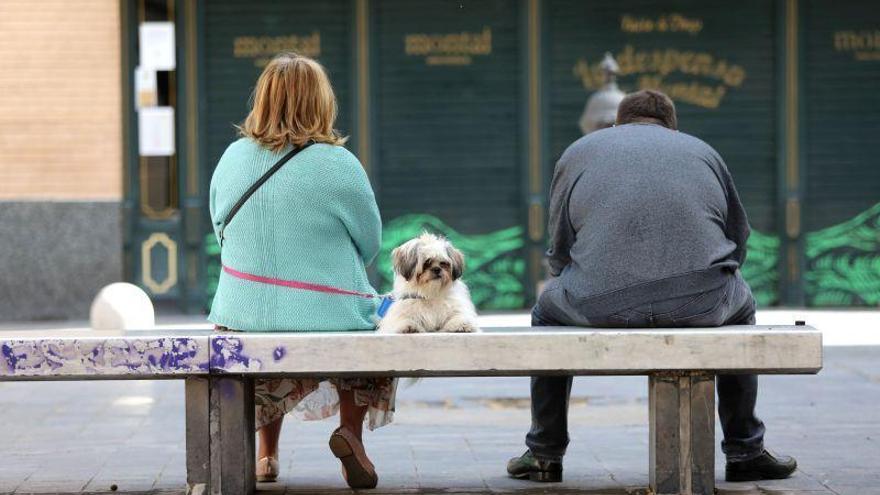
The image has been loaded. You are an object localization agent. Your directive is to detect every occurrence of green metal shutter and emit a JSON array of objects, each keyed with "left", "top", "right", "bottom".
[
  {"left": 201, "top": 0, "right": 353, "bottom": 306},
  {"left": 203, "top": 0, "right": 353, "bottom": 166},
  {"left": 372, "top": 0, "right": 526, "bottom": 309},
  {"left": 544, "top": 0, "right": 780, "bottom": 305},
  {"left": 803, "top": 0, "right": 880, "bottom": 306}
]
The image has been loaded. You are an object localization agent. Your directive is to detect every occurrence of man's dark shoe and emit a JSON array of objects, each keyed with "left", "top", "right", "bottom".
[
  {"left": 507, "top": 450, "right": 563, "bottom": 482},
  {"left": 726, "top": 450, "right": 797, "bottom": 482}
]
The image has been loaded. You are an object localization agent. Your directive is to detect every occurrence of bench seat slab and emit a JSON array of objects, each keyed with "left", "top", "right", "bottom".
[
  {"left": 0, "top": 331, "right": 211, "bottom": 379},
  {"left": 209, "top": 326, "right": 822, "bottom": 377}
]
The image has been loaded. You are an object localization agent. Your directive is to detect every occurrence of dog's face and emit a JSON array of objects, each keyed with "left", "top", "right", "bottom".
[{"left": 392, "top": 233, "right": 464, "bottom": 289}]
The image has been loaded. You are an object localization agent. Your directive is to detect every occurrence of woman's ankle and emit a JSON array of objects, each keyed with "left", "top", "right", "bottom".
[
  {"left": 340, "top": 423, "right": 364, "bottom": 441},
  {"left": 258, "top": 440, "right": 279, "bottom": 459},
  {"left": 338, "top": 391, "right": 367, "bottom": 436},
  {"left": 257, "top": 417, "right": 284, "bottom": 460}
]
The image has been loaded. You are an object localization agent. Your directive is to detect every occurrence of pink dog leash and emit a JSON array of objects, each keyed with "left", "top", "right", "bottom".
[
  {"left": 222, "top": 265, "right": 415, "bottom": 317},
  {"left": 222, "top": 264, "right": 380, "bottom": 299}
]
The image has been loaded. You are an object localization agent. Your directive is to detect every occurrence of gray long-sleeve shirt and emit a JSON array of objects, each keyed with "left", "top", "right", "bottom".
[{"left": 538, "top": 123, "right": 750, "bottom": 322}]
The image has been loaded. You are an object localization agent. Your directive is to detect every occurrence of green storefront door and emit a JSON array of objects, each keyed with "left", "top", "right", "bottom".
[
  {"left": 123, "top": 0, "right": 203, "bottom": 311},
  {"left": 200, "top": 0, "right": 355, "bottom": 308},
  {"left": 544, "top": 0, "right": 782, "bottom": 306},
  {"left": 802, "top": 0, "right": 880, "bottom": 307},
  {"left": 371, "top": 0, "right": 528, "bottom": 309}
]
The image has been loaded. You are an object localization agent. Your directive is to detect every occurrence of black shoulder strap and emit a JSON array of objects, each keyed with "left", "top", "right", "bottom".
[{"left": 219, "top": 141, "right": 314, "bottom": 246}]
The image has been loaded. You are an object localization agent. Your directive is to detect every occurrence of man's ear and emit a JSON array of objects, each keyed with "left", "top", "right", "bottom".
[
  {"left": 446, "top": 244, "right": 465, "bottom": 280},
  {"left": 392, "top": 241, "right": 420, "bottom": 281}
]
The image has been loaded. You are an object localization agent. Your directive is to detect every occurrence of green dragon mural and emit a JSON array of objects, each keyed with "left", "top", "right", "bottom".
[
  {"left": 204, "top": 203, "right": 880, "bottom": 310},
  {"left": 741, "top": 202, "right": 880, "bottom": 307},
  {"left": 805, "top": 202, "right": 880, "bottom": 306}
]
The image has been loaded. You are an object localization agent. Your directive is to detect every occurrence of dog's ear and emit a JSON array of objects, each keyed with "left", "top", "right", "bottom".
[
  {"left": 446, "top": 244, "right": 465, "bottom": 280},
  {"left": 392, "top": 241, "right": 420, "bottom": 281}
]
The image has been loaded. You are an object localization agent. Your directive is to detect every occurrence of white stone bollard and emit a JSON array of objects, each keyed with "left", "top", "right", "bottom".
[{"left": 89, "top": 282, "right": 156, "bottom": 330}]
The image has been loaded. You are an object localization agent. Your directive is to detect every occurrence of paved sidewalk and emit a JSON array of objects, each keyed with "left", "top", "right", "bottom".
[{"left": 0, "top": 312, "right": 878, "bottom": 494}]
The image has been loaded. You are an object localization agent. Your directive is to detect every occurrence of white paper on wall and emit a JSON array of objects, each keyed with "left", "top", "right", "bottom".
[
  {"left": 138, "top": 106, "right": 175, "bottom": 157},
  {"left": 139, "top": 22, "right": 176, "bottom": 71},
  {"left": 134, "top": 66, "right": 158, "bottom": 109}
]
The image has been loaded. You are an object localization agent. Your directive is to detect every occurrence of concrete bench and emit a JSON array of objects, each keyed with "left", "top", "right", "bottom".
[
  {"left": 208, "top": 325, "right": 822, "bottom": 495},
  {"left": 1, "top": 325, "right": 822, "bottom": 495}
]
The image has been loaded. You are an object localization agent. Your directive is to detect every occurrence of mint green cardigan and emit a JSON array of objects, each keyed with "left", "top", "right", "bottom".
[{"left": 208, "top": 139, "right": 381, "bottom": 331}]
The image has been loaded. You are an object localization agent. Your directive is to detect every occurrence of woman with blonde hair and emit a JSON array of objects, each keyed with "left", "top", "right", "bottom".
[{"left": 209, "top": 52, "right": 392, "bottom": 489}]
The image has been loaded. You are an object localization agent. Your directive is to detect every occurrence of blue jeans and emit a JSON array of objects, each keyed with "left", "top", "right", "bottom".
[{"left": 526, "top": 271, "right": 766, "bottom": 462}]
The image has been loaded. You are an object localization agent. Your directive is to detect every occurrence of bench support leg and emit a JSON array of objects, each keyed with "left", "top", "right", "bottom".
[
  {"left": 649, "top": 372, "right": 715, "bottom": 495},
  {"left": 209, "top": 375, "right": 255, "bottom": 495},
  {"left": 185, "top": 377, "right": 211, "bottom": 495}
]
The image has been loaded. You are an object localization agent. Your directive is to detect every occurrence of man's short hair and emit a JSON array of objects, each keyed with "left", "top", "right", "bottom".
[{"left": 615, "top": 90, "right": 678, "bottom": 130}]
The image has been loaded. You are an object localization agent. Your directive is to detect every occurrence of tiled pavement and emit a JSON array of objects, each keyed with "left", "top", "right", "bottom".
[{"left": 0, "top": 345, "right": 878, "bottom": 494}]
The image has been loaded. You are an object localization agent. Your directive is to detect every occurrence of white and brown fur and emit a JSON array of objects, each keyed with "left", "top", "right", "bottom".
[{"left": 377, "top": 233, "right": 479, "bottom": 334}]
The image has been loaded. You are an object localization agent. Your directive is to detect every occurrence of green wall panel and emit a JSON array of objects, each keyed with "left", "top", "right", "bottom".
[
  {"left": 372, "top": 0, "right": 526, "bottom": 308},
  {"left": 803, "top": 0, "right": 880, "bottom": 306},
  {"left": 544, "top": 0, "right": 780, "bottom": 305}
]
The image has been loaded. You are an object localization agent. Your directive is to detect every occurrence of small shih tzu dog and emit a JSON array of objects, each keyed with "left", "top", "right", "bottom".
[{"left": 377, "top": 233, "right": 480, "bottom": 334}]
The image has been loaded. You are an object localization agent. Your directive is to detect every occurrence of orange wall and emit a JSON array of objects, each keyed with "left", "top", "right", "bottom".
[{"left": 0, "top": 0, "right": 121, "bottom": 200}]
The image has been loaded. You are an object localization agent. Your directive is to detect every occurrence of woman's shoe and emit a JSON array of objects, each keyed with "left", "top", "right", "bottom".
[
  {"left": 256, "top": 456, "right": 279, "bottom": 482},
  {"left": 329, "top": 426, "right": 379, "bottom": 489}
]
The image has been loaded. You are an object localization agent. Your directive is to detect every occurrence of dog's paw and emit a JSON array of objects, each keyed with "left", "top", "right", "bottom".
[
  {"left": 400, "top": 325, "right": 422, "bottom": 334},
  {"left": 444, "top": 321, "right": 479, "bottom": 333}
]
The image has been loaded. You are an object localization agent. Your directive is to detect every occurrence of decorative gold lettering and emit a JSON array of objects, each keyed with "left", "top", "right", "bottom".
[
  {"left": 426, "top": 55, "right": 472, "bottom": 65},
  {"left": 621, "top": 13, "right": 703, "bottom": 35},
  {"left": 621, "top": 15, "right": 654, "bottom": 34},
  {"left": 855, "top": 51, "right": 880, "bottom": 61},
  {"left": 573, "top": 45, "right": 746, "bottom": 109},
  {"left": 233, "top": 32, "right": 321, "bottom": 67},
  {"left": 638, "top": 75, "right": 726, "bottom": 109},
  {"left": 833, "top": 30, "right": 880, "bottom": 62},
  {"left": 404, "top": 27, "right": 492, "bottom": 66},
  {"left": 667, "top": 14, "right": 703, "bottom": 35}
]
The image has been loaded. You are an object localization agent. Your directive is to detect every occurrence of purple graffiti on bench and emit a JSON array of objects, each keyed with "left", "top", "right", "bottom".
[
  {"left": 0, "top": 337, "right": 209, "bottom": 377},
  {"left": 210, "top": 336, "right": 264, "bottom": 372}
]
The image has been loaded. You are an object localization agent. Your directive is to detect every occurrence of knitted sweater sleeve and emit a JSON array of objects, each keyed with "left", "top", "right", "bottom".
[
  {"left": 209, "top": 165, "right": 220, "bottom": 244},
  {"left": 326, "top": 151, "right": 382, "bottom": 266}
]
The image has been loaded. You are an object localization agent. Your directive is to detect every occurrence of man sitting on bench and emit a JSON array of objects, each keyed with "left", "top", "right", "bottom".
[{"left": 507, "top": 90, "right": 797, "bottom": 483}]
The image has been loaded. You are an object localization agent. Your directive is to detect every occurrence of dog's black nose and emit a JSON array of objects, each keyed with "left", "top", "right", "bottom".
[{"left": 431, "top": 267, "right": 442, "bottom": 275}]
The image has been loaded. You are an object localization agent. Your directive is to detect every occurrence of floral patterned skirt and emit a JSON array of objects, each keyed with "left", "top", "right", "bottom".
[
  {"left": 254, "top": 376, "right": 397, "bottom": 430},
  {"left": 215, "top": 327, "right": 397, "bottom": 431}
]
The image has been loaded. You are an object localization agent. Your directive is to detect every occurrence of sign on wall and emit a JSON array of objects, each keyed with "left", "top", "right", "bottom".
[
  {"left": 138, "top": 107, "right": 175, "bottom": 157},
  {"left": 139, "top": 22, "right": 176, "bottom": 71}
]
